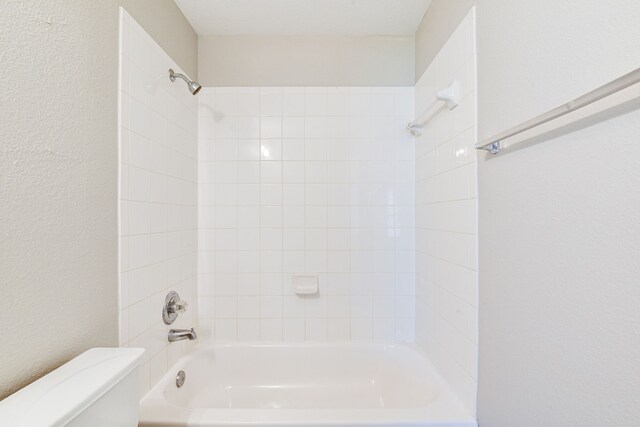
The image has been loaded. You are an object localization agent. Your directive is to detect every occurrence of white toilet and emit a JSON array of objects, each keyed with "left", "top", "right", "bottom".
[{"left": 0, "top": 347, "right": 144, "bottom": 426}]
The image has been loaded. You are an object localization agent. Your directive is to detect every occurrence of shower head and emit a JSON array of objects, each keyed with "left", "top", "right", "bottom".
[{"left": 169, "top": 69, "right": 201, "bottom": 95}]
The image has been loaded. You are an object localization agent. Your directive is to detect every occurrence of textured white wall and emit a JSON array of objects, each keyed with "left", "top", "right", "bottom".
[
  {"left": 476, "top": 1, "right": 640, "bottom": 425},
  {"left": 0, "top": 0, "right": 196, "bottom": 399},
  {"left": 414, "top": 9, "right": 478, "bottom": 415},
  {"left": 197, "top": 87, "right": 415, "bottom": 342},
  {"left": 118, "top": 10, "right": 199, "bottom": 397},
  {"left": 198, "top": 36, "right": 415, "bottom": 87}
]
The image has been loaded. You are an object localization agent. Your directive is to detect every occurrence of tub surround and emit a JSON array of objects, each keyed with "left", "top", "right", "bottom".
[
  {"left": 117, "top": 2, "right": 479, "bottom": 419},
  {"left": 414, "top": 9, "right": 478, "bottom": 415},
  {"left": 118, "top": 9, "right": 199, "bottom": 397},
  {"left": 197, "top": 86, "right": 416, "bottom": 343},
  {"left": 117, "top": 3, "right": 479, "bottom": 416}
]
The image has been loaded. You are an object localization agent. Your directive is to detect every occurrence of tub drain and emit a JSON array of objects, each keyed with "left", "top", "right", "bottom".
[{"left": 176, "top": 370, "right": 186, "bottom": 388}]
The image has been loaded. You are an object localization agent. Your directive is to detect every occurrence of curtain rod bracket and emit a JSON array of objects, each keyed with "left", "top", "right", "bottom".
[{"left": 477, "top": 141, "right": 501, "bottom": 154}]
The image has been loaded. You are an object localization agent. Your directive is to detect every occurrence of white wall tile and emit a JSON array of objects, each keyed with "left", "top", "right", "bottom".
[
  {"left": 119, "top": 10, "right": 198, "bottom": 397},
  {"left": 260, "top": 319, "right": 283, "bottom": 341},
  {"left": 414, "top": 11, "right": 478, "bottom": 416},
  {"left": 198, "top": 85, "right": 414, "bottom": 344},
  {"left": 283, "top": 319, "right": 306, "bottom": 341},
  {"left": 216, "top": 319, "right": 238, "bottom": 342},
  {"left": 238, "top": 319, "right": 260, "bottom": 341},
  {"left": 328, "top": 318, "right": 351, "bottom": 341}
]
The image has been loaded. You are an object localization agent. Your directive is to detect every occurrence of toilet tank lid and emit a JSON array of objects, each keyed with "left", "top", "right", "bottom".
[{"left": 0, "top": 347, "right": 145, "bottom": 426}]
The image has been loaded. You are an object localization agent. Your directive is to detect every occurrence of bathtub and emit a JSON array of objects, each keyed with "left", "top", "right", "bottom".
[{"left": 138, "top": 344, "right": 476, "bottom": 427}]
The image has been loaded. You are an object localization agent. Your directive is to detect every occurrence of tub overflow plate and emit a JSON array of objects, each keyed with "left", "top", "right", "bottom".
[{"left": 176, "top": 370, "right": 186, "bottom": 388}]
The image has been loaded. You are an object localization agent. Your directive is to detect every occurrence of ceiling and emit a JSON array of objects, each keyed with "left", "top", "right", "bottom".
[{"left": 174, "top": 0, "right": 432, "bottom": 36}]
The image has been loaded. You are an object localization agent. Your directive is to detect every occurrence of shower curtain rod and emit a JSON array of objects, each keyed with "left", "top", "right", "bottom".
[
  {"left": 407, "top": 80, "right": 461, "bottom": 136},
  {"left": 476, "top": 66, "right": 640, "bottom": 154}
]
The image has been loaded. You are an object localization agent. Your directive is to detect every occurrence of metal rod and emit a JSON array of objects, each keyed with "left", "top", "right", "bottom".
[{"left": 476, "top": 67, "right": 640, "bottom": 154}]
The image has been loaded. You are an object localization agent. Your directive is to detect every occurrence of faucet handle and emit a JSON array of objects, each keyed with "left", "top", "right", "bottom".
[
  {"left": 171, "top": 300, "right": 188, "bottom": 314},
  {"left": 163, "top": 291, "right": 188, "bottom": 325}
]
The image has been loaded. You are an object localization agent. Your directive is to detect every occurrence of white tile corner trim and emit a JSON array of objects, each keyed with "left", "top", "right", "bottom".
[
  {"left": 118, "top": 8, "right": 198, "bottom": 397},
  {"left": 197, "top": 86, "right": 416, "bottom": 344},
  {"left": 414, "top": 8, "right": 478, "bottom": 416}
]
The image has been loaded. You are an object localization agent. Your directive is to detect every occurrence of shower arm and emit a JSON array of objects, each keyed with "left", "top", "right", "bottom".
[
  {"left": 168, "top": 68, "right": 202, "bottom": 95},
  {"left": 169, "top": 69, "right": 188, "bottom": 83}
]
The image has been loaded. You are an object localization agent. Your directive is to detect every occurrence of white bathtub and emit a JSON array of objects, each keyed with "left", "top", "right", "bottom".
[{"left": 138, "top": 344, "right": 476, "bottom": 427}]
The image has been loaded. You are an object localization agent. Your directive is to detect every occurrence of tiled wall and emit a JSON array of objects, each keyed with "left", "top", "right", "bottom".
[
  {"left": 118, "top": 5, "right": 476, "bottom": 405},
  {"left": 197, "top": 87, "right": 415, "bottom": 342},
  {"left": 118, "top": 9, "right": 198, "bottom": 396},
  {"left": 414, "top": 9, "right": 478, "bottom": 415}
]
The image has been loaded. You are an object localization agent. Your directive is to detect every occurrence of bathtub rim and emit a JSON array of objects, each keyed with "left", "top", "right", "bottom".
[{"left": 139, "top": 342, "right": 477, "bottom": 427}]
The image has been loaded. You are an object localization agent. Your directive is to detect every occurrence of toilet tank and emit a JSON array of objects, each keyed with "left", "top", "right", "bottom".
[{"left": 0, "top": 347, "right": 144, "bottom": 427}]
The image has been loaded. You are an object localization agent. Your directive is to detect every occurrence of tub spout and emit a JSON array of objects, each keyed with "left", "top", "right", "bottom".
[{"left": 168, "top": 328, "right": 197, "bottom": 342}]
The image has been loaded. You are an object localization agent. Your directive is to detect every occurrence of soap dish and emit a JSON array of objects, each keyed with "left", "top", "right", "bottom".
[{"left": 292, "top": 274, "right": 319, "bottom": 295}]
